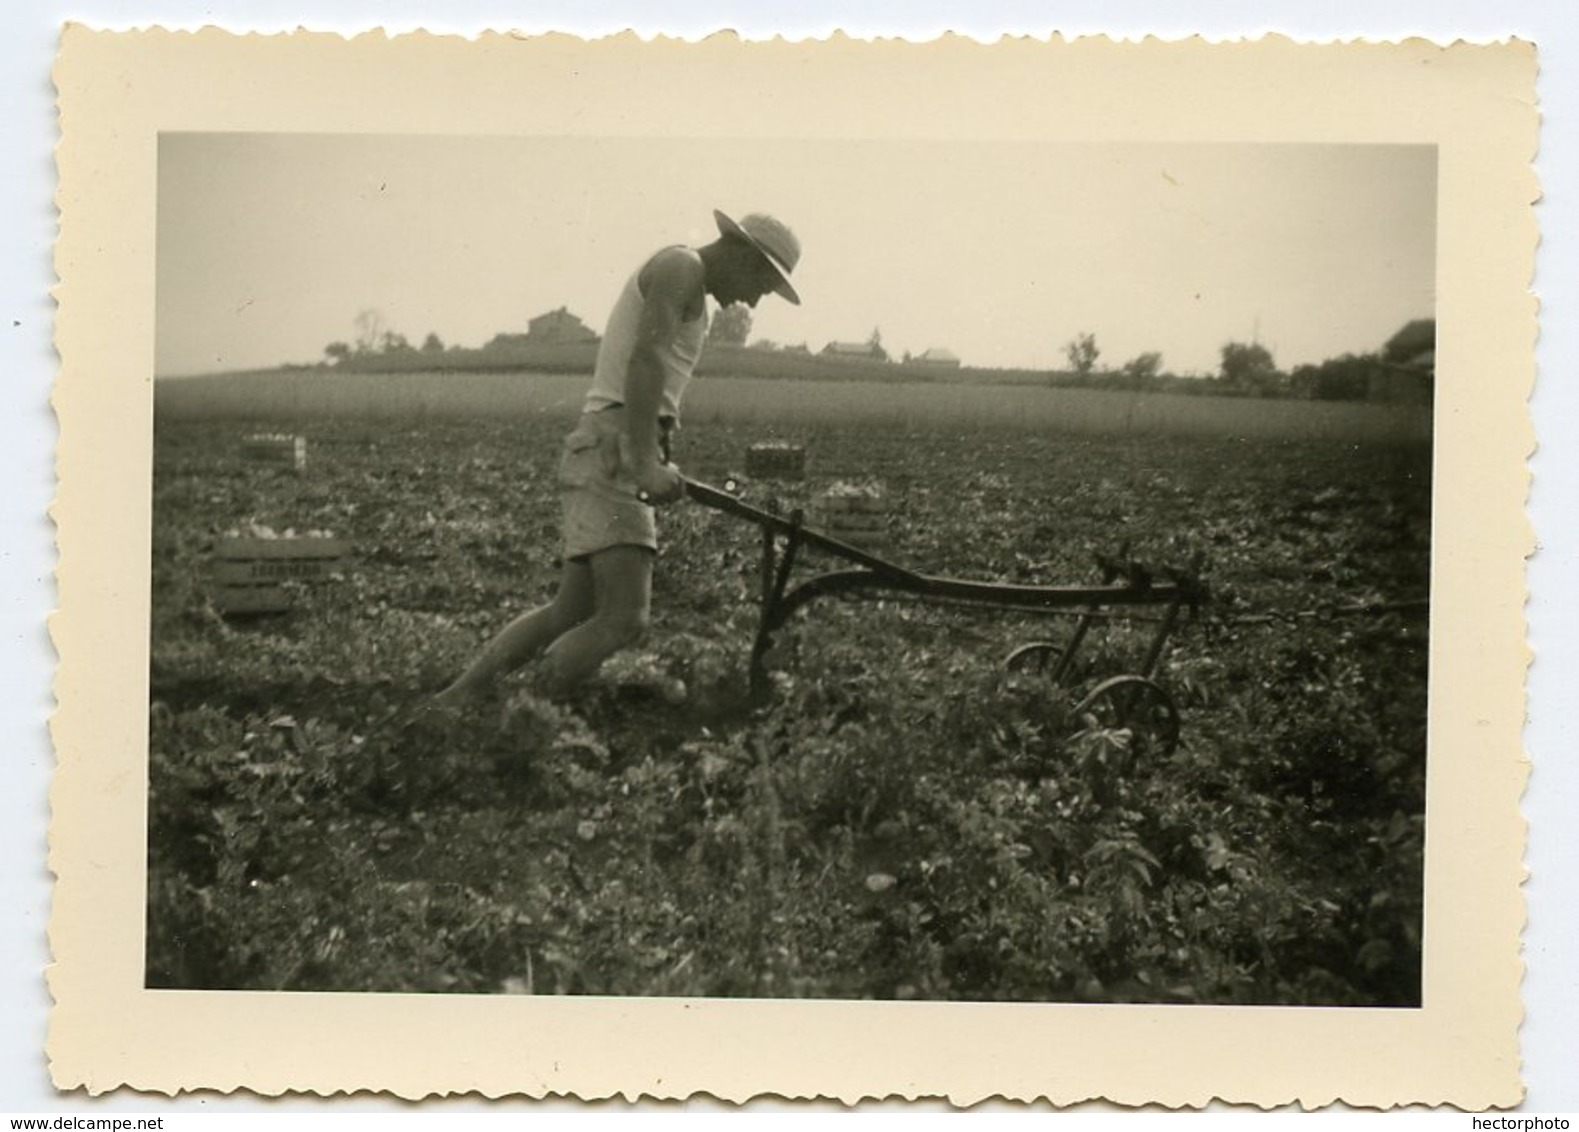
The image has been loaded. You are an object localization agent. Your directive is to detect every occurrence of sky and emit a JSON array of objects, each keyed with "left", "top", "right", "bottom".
[{"left": 155, "top": 134, "right": 1436, "bottom": 378}]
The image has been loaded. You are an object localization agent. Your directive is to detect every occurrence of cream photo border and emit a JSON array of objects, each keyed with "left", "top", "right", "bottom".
[{"left": 50, "top": 28, "right": 1535, "bottom": 1106}]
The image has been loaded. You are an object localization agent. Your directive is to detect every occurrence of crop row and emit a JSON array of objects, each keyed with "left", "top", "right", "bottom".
[{"left": 155, "top": 370, "right": 1432, "bottom": 443}]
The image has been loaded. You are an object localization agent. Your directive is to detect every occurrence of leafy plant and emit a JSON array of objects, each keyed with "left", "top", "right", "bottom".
[{"left": 146, "top": 414, "right": 1429, "bottom": 1004}]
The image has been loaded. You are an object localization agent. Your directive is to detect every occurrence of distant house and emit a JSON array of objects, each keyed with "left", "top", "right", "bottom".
[
  {"left": 821, "top": 341, "right": 884, "bottom": 360},
  {"left": 913, "top": 347, "right": 961, "bottom": 368},
  {"left": 1384, "top": 319, "right": 1436, "bottom": 366},
  {"left": 526, "top": 307, "right": 598, "bottom": 345},
  {"left": 1369, "top": 319, "right": 1435, "bottom": 405}
]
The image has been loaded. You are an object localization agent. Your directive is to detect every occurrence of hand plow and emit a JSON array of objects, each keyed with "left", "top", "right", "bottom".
[{"left": 678, "top": 477, "right": 1209, "bottom": 758}]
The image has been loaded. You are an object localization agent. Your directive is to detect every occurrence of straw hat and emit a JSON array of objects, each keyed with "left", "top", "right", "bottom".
[{"left": 714, "top": 209, "right": 801, "bottom": 305}]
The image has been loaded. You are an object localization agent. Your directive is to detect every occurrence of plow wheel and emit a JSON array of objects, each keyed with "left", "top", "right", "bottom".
[
  {"left": 1003, "top": 641, "right": 1067, "bottom": 680},
  {"left": 1072, "top": 675, "right": 1181, "bottom": 759}
]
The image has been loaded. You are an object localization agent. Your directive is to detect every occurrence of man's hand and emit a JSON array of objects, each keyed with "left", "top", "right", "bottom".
[{"left": 635, "top": 460, "right": 685, "bottom": 505}]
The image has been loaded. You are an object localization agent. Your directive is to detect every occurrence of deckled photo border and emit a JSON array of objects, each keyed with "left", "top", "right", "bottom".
[{"left": 50, "top": 27, "right": 1535, "bottom": 1106}]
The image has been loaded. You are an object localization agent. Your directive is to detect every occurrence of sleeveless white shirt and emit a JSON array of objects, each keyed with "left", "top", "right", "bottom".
[{"left": 583, "top": 252, "right": 709, "bottom": 421}]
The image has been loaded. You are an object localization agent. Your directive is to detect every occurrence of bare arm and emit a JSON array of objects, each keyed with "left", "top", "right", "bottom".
[{"left": 623, "top": 248, "right": 703, "bottom": 475}]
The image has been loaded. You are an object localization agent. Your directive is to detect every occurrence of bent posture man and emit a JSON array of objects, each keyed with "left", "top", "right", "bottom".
[{"left": 432, "top": 210, "right": 802, "bottom": 707}]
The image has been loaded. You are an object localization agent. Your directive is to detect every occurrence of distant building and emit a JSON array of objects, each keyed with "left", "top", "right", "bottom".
[
  {"left": 526, "top": 307, "right": 598, "bottom": 345},
  {"left": 1368, "top": 319, "right": 1435, "bottom": 405},
  {"left": 821, "top": 341, "right": 884, "bottom": 360},
  {"left": 913, "top": 347, "right": 961, "bottom": 368},
  {"left": 1383, "top": 319, "right": 1436, "bottom": 366}
]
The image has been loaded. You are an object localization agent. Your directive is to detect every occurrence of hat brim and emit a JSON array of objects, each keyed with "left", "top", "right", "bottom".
[{"left": 714, "top": 209, "right": 800, "bottom": 305}]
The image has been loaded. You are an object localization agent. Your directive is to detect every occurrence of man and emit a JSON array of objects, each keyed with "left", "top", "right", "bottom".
[{"left": 431, "top": 210, "right": 801, "bottom": 708}]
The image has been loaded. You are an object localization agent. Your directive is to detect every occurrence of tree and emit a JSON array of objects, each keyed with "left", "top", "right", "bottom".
[
  {"left": 323, "top": 341, "right": 351, "bottom": 366},
  {"left": 353, "top": 308, "right": 386, "bottom": 354},
  {"left": 1064, "top": 332, "right": 1101, "bottom": 377},
  {"left": 709, "top": 302, "right": 752, "bottom": 346},
  {"left": 380, "top": 330, "right": 412, "bottom": 354},
  {"left": 421, "top": 332, "right": 445, "bottom": 353},
  {"left": 1119, "top": 351, "right": 1163, "bottom": 383},
  {"left": 1290, "top": 353, "right": 1374, "bottom": 402},
  {"left": 1218, "top": 341, "right": 1280, "bottom": 394},
  {"left": 867, "top": 326, "right": 889, "bottom": 362}
]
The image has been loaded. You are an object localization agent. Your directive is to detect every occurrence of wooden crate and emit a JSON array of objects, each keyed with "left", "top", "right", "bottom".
[
  {"left": 241, "top": 434, "right": 307, "bottom": 472},
  {"left": 811, "top": 485, "right": 890, "bottom": 550},
  {"left": 211, "top": 535, "right": 351, "bottom": 614},
  {"left": 745, "top": 442, "right": 807, "bottom": 481},
  {"left": 211, "top": 585, "right": 294, "bottom": 615}
]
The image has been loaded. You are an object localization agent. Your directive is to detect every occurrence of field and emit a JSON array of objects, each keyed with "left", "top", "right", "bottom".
[
  {"left": 155, "top": 369, "right": 1433, "bottom": 443},
  {"left": 147, "top": 406, "right": 1431, "bottom": 1004}
]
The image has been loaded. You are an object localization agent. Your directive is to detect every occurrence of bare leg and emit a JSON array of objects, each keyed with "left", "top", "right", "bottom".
[
  {"left": 432, "top": 558, "right": 596, "bottom": 706},
  {"left": 539, "top": 545, "right": 655, "bottom": 695}
]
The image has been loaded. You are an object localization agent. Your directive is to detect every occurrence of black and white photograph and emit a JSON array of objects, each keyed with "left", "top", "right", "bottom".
[
  {"left": 146, "top": 133, "right": 1436, "bottom": 1005},
  {"left": 45, "top": 27, "right": 1538, "bottom": 1106}
]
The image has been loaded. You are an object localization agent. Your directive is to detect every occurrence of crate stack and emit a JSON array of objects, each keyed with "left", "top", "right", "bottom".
[
  {"left": 213, "top": 429, "right": 354, "bottom": 615},
  {"left": 811, "top": 482, "right": 891, "bottom": 552},
  {"left": 744, "top": 441, "right": 807, "bottom": 481},
  {"left": 211, "top": 527, "right": 352, "bottom": 615},
  {"left": 241, "top": 433, "right": 307, "bottom": 473}
]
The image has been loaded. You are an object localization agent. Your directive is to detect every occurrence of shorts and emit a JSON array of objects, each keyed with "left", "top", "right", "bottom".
[{"left": 557, "top": 407, "right": 672, "bottom": 561}]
